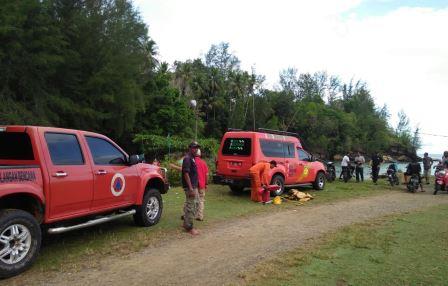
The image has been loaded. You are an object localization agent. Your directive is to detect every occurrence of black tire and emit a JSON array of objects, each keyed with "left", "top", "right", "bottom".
[
  {"left": 229, "top": 185, "right": 244, "bottom": 195},
  {"left": 434, "top": 184, "right": 441, "bottom": 195},
  {"left": 343, "top": 169, "right": 350, "bottom": 183},
  {"left": 326, "top": 170, "right": 336, "bottom": 182},
  {"left": 0, "top": 209, "right": 41, "bottom": 279},
  {"left": 270, "top": 175, "right": 285, "bottom": 196},
  {"left": 133, "top": 189, "right": 163, "bottom": 227},
  {"left": 313, "top": 172, "right": 326, "bottom": 190},
  {"left": 388, "top": 178, "right": 394, "bottom": 187}
]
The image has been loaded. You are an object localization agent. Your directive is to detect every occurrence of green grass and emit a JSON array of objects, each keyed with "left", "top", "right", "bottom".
[
  {"left": 243, "top": 204, "right": 448, "bottom": 286},
  {"left": 26, "top": 179, "right": 401, "bottom": 275}
]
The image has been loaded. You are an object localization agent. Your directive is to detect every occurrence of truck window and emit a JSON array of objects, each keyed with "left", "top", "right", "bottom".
[
  {"left": 0, "top": 132, "right": 34, "bottom": 161},
  {"left": 86, "top": 136, "right": 126, "bottom": 165},
  {"left": 284, "top": 143, "right": 295, "bottom": 158},
  {"left": 298, "top": 149, "right": 311, "bottom": 161},
  {"left": 45, "top": 133, "right": 84, "bottom": 165},
  {"left": 260, "top": 139, "right": 285, "bottom": 158},
  {"left": 222, "top": 138, "right": 251, "bottom": 156}
]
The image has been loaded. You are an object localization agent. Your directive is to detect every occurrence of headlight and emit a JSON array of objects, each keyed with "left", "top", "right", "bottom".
[{"left": 158, "top": 167, "right": 168, "bottom": 178}]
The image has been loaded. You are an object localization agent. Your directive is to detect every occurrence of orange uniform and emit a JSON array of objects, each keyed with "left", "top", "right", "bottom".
[{"left": 249, "top": 162, "right": 271, "bottom": 202}]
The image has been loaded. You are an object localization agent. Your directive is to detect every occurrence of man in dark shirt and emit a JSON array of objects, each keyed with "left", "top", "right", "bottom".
[
  {"left": 371, "top": 153, "right": 383, "bottom": 185},
  {"left": 182, "top": 141, "right": 200, "bottom": 235},
  {"left": 422, "top": 152, "right": 433, "bottom": 184},
  {"left": 405, "top": 158, "right": 424, "bottom": 191}
]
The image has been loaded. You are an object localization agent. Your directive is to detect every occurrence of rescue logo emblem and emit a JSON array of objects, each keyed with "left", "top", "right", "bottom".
[{"left": 111, "top": 173, "right": 126, "bottom": 196}]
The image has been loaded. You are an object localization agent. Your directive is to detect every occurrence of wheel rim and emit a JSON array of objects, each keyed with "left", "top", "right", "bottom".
[
  {"left": 318, "top": 175, "right": 325, "bottom": 189},
  {"left": 0, "top": 224, "right": 32, "bottom": 265},
  {"left": 146, "top": 197, "right": 160, "bottom": 220},
  {"left": 273, "top": 178, "right": 283, "bottom": 195}
]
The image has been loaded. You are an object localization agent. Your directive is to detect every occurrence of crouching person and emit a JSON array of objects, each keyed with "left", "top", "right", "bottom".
[{"left": 249, "top": 160, "right": 276, "bottom": 203}]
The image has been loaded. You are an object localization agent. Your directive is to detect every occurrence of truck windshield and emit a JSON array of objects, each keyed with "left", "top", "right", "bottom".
[
  {"left": 0, "top": 132, "right": 34, "bottom": 160},
  {"left": 222, "top": 138, "right": 251, "bottom": 156}
]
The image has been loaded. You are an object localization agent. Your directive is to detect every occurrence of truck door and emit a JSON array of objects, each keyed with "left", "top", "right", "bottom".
[
  {"left": 85, "top": 136, "right": 139, "bottom": 211},
  {"left": 284, "top": 142, "right": 298, "bottom": 184},
  {"left": 296, "top": 148, "right": 313, "bottom": 183},
  {"left": 43, "top": 132, "right": 94, "bottom": 219}
]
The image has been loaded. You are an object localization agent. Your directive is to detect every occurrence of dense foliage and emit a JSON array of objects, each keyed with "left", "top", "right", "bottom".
[{"left": 0, "top": 0, "right": 419, "bottom": 158}]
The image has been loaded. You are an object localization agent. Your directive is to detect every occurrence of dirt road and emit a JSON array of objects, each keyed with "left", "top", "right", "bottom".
[{"left": 7, "top": 191, "right": 448, "bottom": 286}]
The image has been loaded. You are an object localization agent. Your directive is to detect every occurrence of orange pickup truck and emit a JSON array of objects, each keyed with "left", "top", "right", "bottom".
[{"left": 0, "top": 126, "right": 169, "bottom": 278}]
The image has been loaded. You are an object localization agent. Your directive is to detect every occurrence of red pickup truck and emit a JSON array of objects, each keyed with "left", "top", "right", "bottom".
[{"left": 0, "top": 126, "right": 169, "bottom": 278}]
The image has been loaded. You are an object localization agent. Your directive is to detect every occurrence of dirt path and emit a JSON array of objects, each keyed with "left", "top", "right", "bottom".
[{"left": 8, "top": 191, "right": 448, "bottom": 286}]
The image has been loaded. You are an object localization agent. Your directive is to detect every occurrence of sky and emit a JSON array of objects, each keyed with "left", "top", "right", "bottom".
[{"left": 134, "top": 0, "right": 448, "bottom": 155}]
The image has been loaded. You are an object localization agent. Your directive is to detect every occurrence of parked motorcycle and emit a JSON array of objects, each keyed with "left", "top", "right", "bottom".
[
  {"left": 406, "top": 174, "right": 420, "bottom": 193},
  {"left": 433, "top": 163, "right": 448, "bottom": 195},
  {"left": 386, "top": 165, "right": 399, "bottom": 186},
  {"left": 342, "top": 163, "right": 355, "bottom": 183},
  {"left": 325, "top": 161, "right": 336, "bottom": 182}
]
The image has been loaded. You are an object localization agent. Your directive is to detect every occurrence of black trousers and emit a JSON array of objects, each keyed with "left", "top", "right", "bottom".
[
  {"left": 355, "top": 166, "right": 364, "bottom": 182},
  {"left": 372, "top": 166, "right": 380, "bottom": 183}
]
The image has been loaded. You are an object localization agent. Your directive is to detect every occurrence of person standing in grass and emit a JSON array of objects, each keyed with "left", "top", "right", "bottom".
[
  {"left": 195, "top": 148, "right": 209, "bottom": 221},
  {"left": 354, "top": 152, "right": 365, "bottom": 182},
  {"left": 182, "top": 141, "right": 200, "bottom": 235},
  {"left": 371, "top": 152, "right": 383, "bottom": 185},
  {"left": 422, "top": 152, "right": 433, "bottom": 184},
  {"left": 340, "top": 154, "right": 350, "bottom": 181}
]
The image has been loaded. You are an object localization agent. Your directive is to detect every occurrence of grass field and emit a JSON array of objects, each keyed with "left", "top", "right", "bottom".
[
  {"left": 243, "top": 204, "right": 448, "bottom": 286},
  {"left": 31, "top": 179, "right": 398, "bottom": 274}
]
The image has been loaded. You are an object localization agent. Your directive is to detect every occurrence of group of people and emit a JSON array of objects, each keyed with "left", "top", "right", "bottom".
[
  {"left": 340, "top": 152, "right": 382, "bottom": 184},
  {"left": 340, "top": 151, "right": 448, "bottom": 190}
]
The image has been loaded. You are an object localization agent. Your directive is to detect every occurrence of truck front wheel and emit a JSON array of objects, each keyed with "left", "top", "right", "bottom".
[
  {"left": 0, "top": 209, "right": 41, "bottom": 279},
  {"left": 134, "top": 189, "right": 163, "bottom": 227},
  {"left": 313, "top": 172, "right": 326, "bottom": 190}
]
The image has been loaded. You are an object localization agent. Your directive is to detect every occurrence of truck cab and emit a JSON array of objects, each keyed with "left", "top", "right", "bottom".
[{"left": 0, "top": 126, "right": 169, "bottom": 278}]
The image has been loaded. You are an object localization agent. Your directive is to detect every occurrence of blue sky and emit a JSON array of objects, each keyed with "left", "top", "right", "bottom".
[{"left": 134, "top": 0, "right": 448, "bottom": 154}]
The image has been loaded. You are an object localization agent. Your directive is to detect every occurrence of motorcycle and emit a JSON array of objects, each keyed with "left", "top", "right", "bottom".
[
  {"left": 341, "top": 163, "right": 355, "bottom": 183},
  {"left": 406, "top": 174, "right": 420, "bottom": 193},
  {"left": 325, "top": 161, "right": 336, "bottom": 182},
  {"left": 433, "top": 163, "right": 448, "bottom": 195},
  {"left": 386, "top": 167, "right": 399, "bottom": 186}
]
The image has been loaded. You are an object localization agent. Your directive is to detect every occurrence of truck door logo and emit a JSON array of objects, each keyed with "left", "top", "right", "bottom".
[{"left": 110, "top": 173, "right": 126, "bottom": 196}]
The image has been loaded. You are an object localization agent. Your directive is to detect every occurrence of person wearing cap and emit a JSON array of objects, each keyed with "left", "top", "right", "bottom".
[
  {"left": 195, "top": 148, "right": 209, "bottom": 221},
  {"left": 249, "top": 160, "right": 277, "bottom": 203},
  {"left": 422, "top": 152, "right": 433, "bottom": 184},
  {"left": 181, "top": 141, "right": 200, "bottom": 235}
]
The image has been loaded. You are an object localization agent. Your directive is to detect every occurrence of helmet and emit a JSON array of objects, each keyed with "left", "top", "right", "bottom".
[{"left": 273, "top": 196, "right": 282, "bottom": 205}]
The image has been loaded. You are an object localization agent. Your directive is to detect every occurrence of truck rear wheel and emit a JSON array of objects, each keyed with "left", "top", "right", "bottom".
[
  {"left": 270, "top": 175, "right": 285, "bottom": 196},
  {"left": 0, "top": 209, "right": 41, "bottom": 279},
  {"left": 134, "top": 189, "right": 163, "bottom": 227},
  {"left": 313, "top": 172, "right": 326, "bottom": 190}
]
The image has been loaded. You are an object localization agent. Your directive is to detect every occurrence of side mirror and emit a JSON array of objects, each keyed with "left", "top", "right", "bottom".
[{"left": 129, "top": 154, "right": 145, "bottom": 165}]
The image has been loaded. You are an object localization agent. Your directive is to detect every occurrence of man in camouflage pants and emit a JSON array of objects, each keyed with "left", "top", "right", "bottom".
[{"left": 182, "top": 142, "right": 200, "bottom": 235}]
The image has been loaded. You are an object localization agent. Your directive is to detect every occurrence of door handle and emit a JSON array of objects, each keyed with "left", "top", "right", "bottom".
[
  {"left": 52, "top": 171, "right": 67, "bottom": 178},
  {"left": 95, "top": 170, "right": 108, "bottom": 175}
]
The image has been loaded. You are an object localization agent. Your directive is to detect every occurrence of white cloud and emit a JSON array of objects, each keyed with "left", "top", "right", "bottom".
[{"left": 134, "top": 0, "right": 448, "bottom": 154}]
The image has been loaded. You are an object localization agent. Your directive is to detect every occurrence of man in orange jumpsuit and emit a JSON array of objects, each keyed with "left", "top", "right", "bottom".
[{"left": 249, "top": 160, "right": 277, "bottom": 202}]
